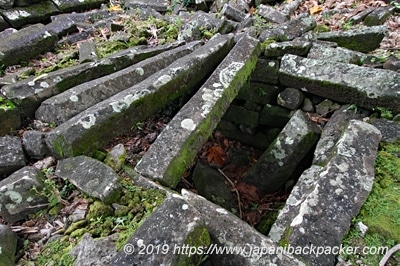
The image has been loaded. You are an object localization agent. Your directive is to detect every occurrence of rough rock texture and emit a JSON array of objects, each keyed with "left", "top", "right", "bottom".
[
  {"left": 45, "top": 35, "right": 233, "bottom": 159},
  {"left": 307, "top": 43, "right": 369, "bottom": 65},
  {"left": 0, "top": 23, "right": 58, "bottom": 68},
  {"left": 52, "top": 0, "right": 106, "bottom": 12},
  {"left": 250, "top": 58, "right": 280, "bottom": 84},
  {"left": 2, "top": 41, "right": 185, "bottom": 117},
  {"left": 0, "top": 135, "right": 26, "bottom": 179},
  {"left": 260, "top": 13, "right": 316, "bottom": 42},
  {"left": 0, "top": 108, "right": 21, "bottom": 136},
  {"left": 279, "top": 54, "right": 400, "bottom": 113},
  {"left": 135, "top": 35, "right": 260, "bottom": 188},
  {"left": 0, "top": 224, "right": 18, "bottom": 266},
  {"left": 264, "top": 41, "right": 312, "bottom": 57},
  {"left": 182, "top": 189, "right": 305, "bottom": 266},
  {"left": 315, "top": 25, "right": 387, "bottom": 53},
  {"left": 192, "top": 162, "right": 237, "bottom": 213},
  {"left": 111, "top": 194, "right": 210, "bottom": 266},
  {"left": 257, "top": 4, "right": 288, "bottom": 24},
  {"left": 243, "top": 110, "right": 321, "bottom": 197},
  {"left": 370, "top": 118, "right": 400, "bottom": 143},
  {"left": 269, "top": 120, "right": 381, "bottom": 266},
  {"left": 55, "top": 156, "right": 121, "bottom": 203},
  {"left": 35, "top": 41, "right": 201, "bottom": 125},
  {"left": 70, "top": 233, "right": 118, "bottom": 266},
  {"left": 22, "top": 130, "right": 48, "bottom": 160},
  {"left": 0, "top": 166, "right": 48, "bottom": 222},
  {"left": 122, "top": 0, "right": 169, "bottom": 12},
  {"left": 0, "top": 1, "right": 60, "bottom": 28},
  {"left": 277, "top": 87, "right": 305, "bottom": 110},
  {"left": 104, "top": 143, "right": 126, "bottom": 172},
  {"left": 313, "top": 105, "right": 368, "bottom": 166}
]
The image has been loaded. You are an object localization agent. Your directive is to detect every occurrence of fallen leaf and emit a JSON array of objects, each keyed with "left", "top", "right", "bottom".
[
  {"left": 109, "top": 4, "right": 122, "bottom": 12},
  {"left": 206, "top": 145, "right": 226, "bottom": 166},
  {"left": 309, "top": 5, "right": 323, "bottom": 15}
]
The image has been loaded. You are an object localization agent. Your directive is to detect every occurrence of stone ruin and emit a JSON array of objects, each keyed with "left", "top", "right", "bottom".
[{"left": 0, "top": 0, "right": 399, "bottom": 265}]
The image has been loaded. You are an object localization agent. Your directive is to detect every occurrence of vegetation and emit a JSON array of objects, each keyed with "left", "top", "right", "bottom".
[
  {"left": 341, "top": 140, "right": 400, "bottom": 265},
  {"left": 23, "top": 169, "right": 166, "bottom": 265}
]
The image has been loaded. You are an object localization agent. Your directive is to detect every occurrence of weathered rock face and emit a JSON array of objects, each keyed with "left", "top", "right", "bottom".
[
  {"left": 0, "top": 166, "right": 48, "bottom": 222},
  {"left": 243, "top": 110, "right": 321, "bottom": 197},
  {"left": 55, "top": 156, "right": 121, "bottom": 203},
  {"left": 279, "top": 54, "right": 400, "bottom": 114},
  {"left": 315, "top": 25, "right": 387, "bottom": 53},
  {"left": 269, "top": 120, "right": 381, "bottom": 266},
  {"left": 111, "top": 194, "right": 210, "bottom": 266},
  {"left": 0, "top": 135, "right": 26, "bottom": 179}
]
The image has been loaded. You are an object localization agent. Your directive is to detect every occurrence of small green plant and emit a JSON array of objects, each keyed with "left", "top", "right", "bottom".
[
  {"left": 342, "top": 20, "right": 353, "bottom": 30},
  {"left": 346, "top": 103, "right": 358, "bottom": 113},
  {"left": 376, "top": 107, "right": 393, "bottom": 119},
  {"left": 390, "top": 1, "right": 400, "bottom": 10},
  {"left": 0, "top": 64, "right": 5, "bottom": 76}
]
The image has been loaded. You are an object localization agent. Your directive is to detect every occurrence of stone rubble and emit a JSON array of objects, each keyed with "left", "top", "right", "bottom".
[{"left": 0, "top": 0, "right": 399, "bottom": 265}]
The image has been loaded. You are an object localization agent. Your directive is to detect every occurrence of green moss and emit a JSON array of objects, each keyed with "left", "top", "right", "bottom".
[
  {"left": 36, "top": 238, "right": 75, "bottom": 266},
  {"left": 279, "top": 226, "right": 293, "bottom": 247},
  {"left": 0, "top": 97, "right": 16, "bottom": 110},
  {"left": 313, "top": 24, "right": 330, "bottom": 33},
  {"left": 341, "top": 141, "right": 400, "bottom": 265},
  {"left": 86, "top": 200, "right": 114, "bottom": 220},
  {"left": 175, "top": 225, "right": 211, "bottom": 266}
]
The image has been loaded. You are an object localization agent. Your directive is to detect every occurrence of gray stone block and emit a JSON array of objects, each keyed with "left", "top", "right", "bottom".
[
  {"left": 111, "top": 194, "right": 210, "bottom": 266},
  {"left": 264, "top": 41, "right": 312, "bottom": 57},
  {"left": 44, "top": 14, "right": 78, "bottom": 38},
  {"left": 243, "top": 110, "right": 321, "bottom": 196},
  {"left": 313, "top": 105, "right": 367, "bottom": 166},
  {"left": 22, "top": 130, "right": 48, "bottom": 160},
  {"left": 250, "top": 59, "right": 280, "bottom": 85},
  {"left": 279, "top": 54, "right": 400, "bottom": 113},
  {"left": 52, "top": 0, "right": 107, "bottom": 12},
  {"left": 55, "top": 156, "right": 121, "bottom": 203},
  {"left": 259, "top": 13, "right": 316, "bottom": 42},
  {"left": 0, "top": 0, "right": 14, "bottom": 9},
  {"left": 135, "top": 35, "right": 260, "bottom": 188},
  {"left": 258, "top": 4, "right": 288, "bottom": 24},
  {"left": 221, "top": 3, "right": 247, "bottom": 22},
  {"left": 307, "top": 43, "right": 369, "bottom": 65},
  {"left": 0, "top": 1, "right": 60, "bottom": 28},
  {"left": 0, "top": 166, "right": 47, "bottom": 222},
  {"left": 79, "top": 40, "right": 99, "bottom": 63},
  {"left": 45, "top": 35, "right": 234, "bottom": 159},
  {"left": 0, "top": 135, "right": 26, "bottom": 179},
  {"left": 0, "top": 23, "right": 58, "bottom": 68},
  {"left": 35, "top": 41, "right": 201, "bottom": 125},
  {"left": 223, "top": 104, "right": 259, "bottom": 128},
  {"left": 316, "top": 25, "right": 387, "bottom": 53},
  {"left": 364, "top": 6, "right": 394, "bottom": 26},
  {"left": 269, "top": 120, "right": 381, "bottom": 265}
]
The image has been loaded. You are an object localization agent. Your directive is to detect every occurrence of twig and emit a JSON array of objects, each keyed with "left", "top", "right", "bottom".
[
  {"left": 218, "top": 169, "right": 243, "bottom": 219},
  {"left": 379, "top": 244, "right": 400, "bottom": 266}
]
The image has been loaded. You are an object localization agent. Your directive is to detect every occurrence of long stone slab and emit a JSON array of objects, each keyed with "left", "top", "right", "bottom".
[
  {"left": 181, "top": 189, "right": 304, "bottom": 265},
  {"left": 111, "top": 194, "right": 209, "bottom": 265},
  {"left": 268, "top": 120, "right": 381, "bottom": 266},
  {"left": 35, "top": 41, "right": 202, "bottom": 125},
  {"left": 45, "top": 34, "right": 234, "bottom": 159},
  {"left": 279, "top": 54, "right": 400, "bottom": 114},
  {"left": 0, "top": 23, "right": 58, "bottom": 68},
  {"left": 135, "top": 34, "right": 261, "bottom": 188},
  {"left": 1, "top": 41, "right": 185, "bottom": 117},
  {"left": 242, "top": 110, "right": 321, "bottom": 197}
]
